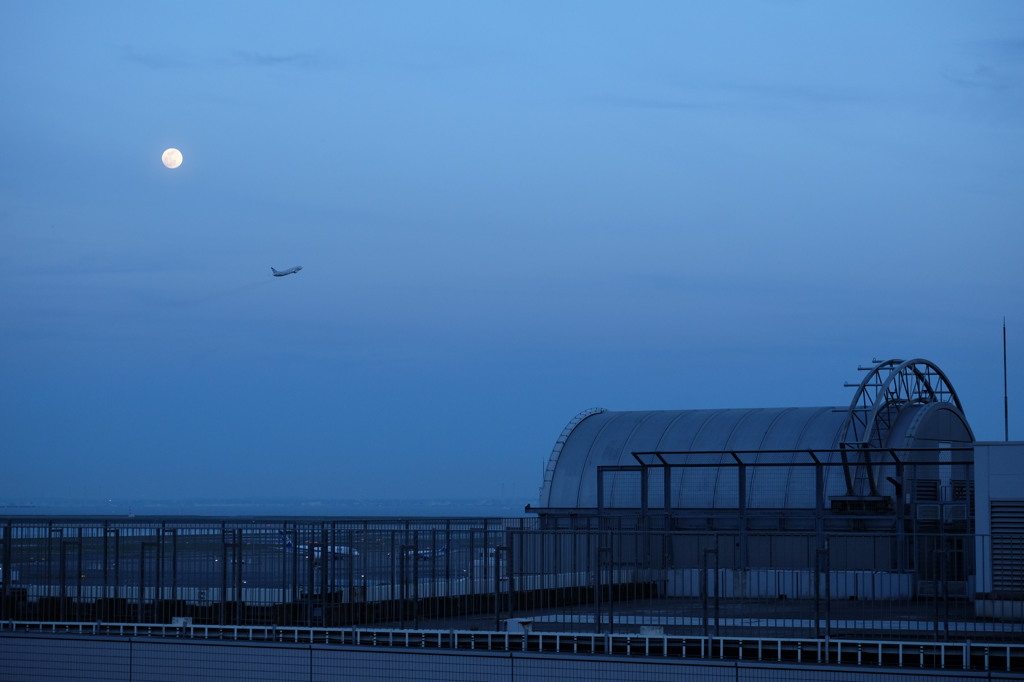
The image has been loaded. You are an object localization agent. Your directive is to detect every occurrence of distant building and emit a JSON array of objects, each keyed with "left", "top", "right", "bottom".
[{"left": 530, "top": 358, "right": 1019, "bottom": 607}]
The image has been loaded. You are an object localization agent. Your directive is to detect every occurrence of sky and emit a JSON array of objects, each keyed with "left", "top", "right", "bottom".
[{"left": 1, "top": 1, "right": 1022, "bottom": 506}]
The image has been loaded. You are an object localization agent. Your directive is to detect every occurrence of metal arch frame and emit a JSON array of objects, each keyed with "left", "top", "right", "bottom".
[
  {"left": 837, "top": 358, "right": 965, "bottom": 498},
  {"left": 839, "top": 358, "right": 964, "bottom": 447}
]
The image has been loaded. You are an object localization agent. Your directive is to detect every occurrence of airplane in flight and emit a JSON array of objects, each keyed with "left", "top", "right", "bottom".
[{"left": 271, "top": 265, "right": 303, "bottom": 277}]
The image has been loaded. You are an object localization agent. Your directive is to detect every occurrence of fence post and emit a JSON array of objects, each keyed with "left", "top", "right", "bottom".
[
  {"left": 702, "top": 547, "right": 718, "bottom": 639},
  {"left": 1, "top": 521, "right": 10, "bottom": 621}
]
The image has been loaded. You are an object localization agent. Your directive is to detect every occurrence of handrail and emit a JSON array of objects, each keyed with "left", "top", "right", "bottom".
[{"left": 2, "top": 619, "right": 1021, "bottom": 673}]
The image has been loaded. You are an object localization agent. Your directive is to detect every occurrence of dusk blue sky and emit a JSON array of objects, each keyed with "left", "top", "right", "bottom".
[{"left": 2, "top": 2, "right": 1022, "bottom": 505}]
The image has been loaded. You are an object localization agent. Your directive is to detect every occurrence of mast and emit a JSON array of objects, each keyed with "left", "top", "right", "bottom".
[{"left": 1004, "top": 318, "right": 1010, "bottom": 441}]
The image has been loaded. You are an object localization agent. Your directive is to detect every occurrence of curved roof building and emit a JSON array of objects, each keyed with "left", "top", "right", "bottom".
[{"left": 536, "top": 359, "right": 974, "bottom": 517}]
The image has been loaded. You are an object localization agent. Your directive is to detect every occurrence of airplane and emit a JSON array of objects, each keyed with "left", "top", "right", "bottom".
[
  {"left": 299, "top": 543, "right": 358, "bottom": 560},
  {"left": 271, "top": 266, "right": 303, "bottom": 277},
  {"left": 280, "top": 532, "right": 358, "bottom": 559},
  {"left": 415, "top": 545, "right": 447, "bottom": 560},
  {"left": 387, "top": 545, "right": 448, "bottom": 561}
]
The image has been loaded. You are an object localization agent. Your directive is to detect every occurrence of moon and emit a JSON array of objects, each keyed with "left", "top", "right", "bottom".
[{"left": 161, "top": 148, "right": 183, "bottom": 169}]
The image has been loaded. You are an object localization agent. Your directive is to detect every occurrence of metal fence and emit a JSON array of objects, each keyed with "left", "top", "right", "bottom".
[
  {"left": 4, "top": 622, "right": 1023, "bottom": 677},
  {"left": 2, "top": 517, "right": 1021, "bottom": 643}
]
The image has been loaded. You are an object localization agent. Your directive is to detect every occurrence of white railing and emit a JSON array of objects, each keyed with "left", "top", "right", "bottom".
[{"left": 2, "top": 619, "right": 1021, "bottom": 673}]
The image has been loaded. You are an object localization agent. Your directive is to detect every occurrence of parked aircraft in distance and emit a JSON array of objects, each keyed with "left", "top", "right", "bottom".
[
  {"left": 390, "top": 545, "right": 448, "bottom": 561},
  {"left": 298, "top": 543, "right": 358, "bottom": 560},
  {"left": 416, "top": 545, "right": 447, "bottom": 560},
  {"left": 280, "top": 533, "right": 358, "bottom": 559},
  {"left": 271, "top": 266, "right": 303, "bottom": 277}
]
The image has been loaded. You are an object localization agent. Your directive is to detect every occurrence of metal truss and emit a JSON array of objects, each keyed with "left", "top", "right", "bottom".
[
  {"left": 839, "top": 358, "right": 965, "bottom": 448},
  {"left": 837, "top": 359, "right": 967, "bottom": 497}
]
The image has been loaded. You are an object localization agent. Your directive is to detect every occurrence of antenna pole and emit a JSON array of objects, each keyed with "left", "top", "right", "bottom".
[{"left": 1004, "top": 318, "right": 1010, "bottom": 441}]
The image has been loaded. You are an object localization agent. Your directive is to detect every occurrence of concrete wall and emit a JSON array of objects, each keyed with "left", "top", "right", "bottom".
[{"left": 665, "top": 569, "right": 913, "bottom": 599}]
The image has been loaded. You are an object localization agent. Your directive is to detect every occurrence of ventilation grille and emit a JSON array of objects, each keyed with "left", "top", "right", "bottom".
[
  {"left": 991, "top": 501, "right": 1024, "bottom": 594},
  {"left": 951, "top": 480, "right": 974, "bottom": 505},
  {"left": 915, "top": 480, "right": 940, "bottom": 502}
]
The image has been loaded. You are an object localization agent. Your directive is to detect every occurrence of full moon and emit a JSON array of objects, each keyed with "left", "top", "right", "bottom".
[{"left": 161, "top": 148, "right": 183, "bottom": 169}]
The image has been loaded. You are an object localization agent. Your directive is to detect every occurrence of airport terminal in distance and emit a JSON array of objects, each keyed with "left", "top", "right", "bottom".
[{"left": 2, "top": 357, "right": 1023, "bottom": 681}]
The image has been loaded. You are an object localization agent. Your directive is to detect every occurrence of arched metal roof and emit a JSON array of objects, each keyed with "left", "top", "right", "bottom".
[{"left": 537, "top": 359, "right": 974, "bottom": 511}]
